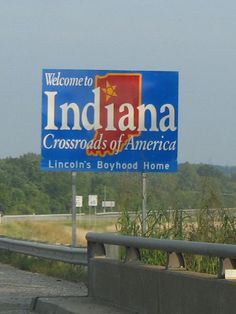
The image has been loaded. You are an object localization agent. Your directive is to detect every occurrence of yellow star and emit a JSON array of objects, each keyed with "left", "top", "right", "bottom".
[{"left": 102, "top": 81, "right": 117, "bottom": 101}]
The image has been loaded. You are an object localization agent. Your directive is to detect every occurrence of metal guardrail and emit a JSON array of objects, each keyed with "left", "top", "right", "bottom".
[
  {"left": 2, "top": 232, "right": 236, "bottom": 278},
  {"left": 0, "top": 213, "right": 122, "bottom": 223},
  {"left": 0, "top": 237, "right": 88, "bottom": 265},
  {"left": 86, "top": 232, "right": 236, "bottom": 278}
]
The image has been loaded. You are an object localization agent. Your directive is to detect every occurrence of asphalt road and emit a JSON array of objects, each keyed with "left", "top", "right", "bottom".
[{"left": 0, "top": 263, "right": 87, "bottom": 313}]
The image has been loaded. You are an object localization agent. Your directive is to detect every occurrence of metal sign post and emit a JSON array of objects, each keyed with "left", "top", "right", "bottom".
[
  {"left": 71, "top": 172, "right": 77, "bottom": 247},
  {"left": 142, "top": 172, "right": 147, "bottom": 234}
]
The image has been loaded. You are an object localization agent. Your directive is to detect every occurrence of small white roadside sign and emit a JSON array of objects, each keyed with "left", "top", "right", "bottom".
[
  {"left": 76, "top": 196, "right": 83, "bottom": 208},
  {"left": 88, "top": 195, "right": 98, "bottom": 207},
  {"left": 102, "top": 201, "right": 115, "bottom": 208}
]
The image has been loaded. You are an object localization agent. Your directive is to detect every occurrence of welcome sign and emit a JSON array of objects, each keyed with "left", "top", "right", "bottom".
[{"left": 41, "top": 69, "right": 178, "bottom": 172}]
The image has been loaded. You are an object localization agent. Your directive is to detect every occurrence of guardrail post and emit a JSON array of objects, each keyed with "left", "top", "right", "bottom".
[
  {"left": 125, "top": 246, "right": 141, "bottom": 262},
  {"left": 218, "top": 257, "right": 236, "bottom": 278},
  {"left": 87, "top": 241, "right": 106, "bottom": 258},
  {"left": 166, "top": 252, "right": 185, "bottom": 269}
]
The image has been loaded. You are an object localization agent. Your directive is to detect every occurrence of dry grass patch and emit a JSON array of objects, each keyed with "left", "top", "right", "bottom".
[{"left": 0, "top": 218, "right": 117, "bottom": 246}]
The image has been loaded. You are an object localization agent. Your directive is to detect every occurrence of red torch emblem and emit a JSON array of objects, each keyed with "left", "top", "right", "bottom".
[{"left": 87, "top": 73, "right": 142, "bottom": 156}]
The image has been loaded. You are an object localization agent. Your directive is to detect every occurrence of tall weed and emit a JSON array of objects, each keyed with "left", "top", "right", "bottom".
[{"left": 116, "top": 207, "right": 236, "bottom": 274}]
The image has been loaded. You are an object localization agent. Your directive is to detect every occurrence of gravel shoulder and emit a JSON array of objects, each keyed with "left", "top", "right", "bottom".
[{"left": 0, "top": 263, "right": 87, "bottom": 313}]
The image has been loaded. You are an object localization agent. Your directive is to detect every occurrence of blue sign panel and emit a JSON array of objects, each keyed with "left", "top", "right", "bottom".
[{"left": 41, "top": 69, "right": 178, "bottom": 172}]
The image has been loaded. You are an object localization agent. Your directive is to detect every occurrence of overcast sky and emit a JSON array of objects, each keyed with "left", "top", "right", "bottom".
[{"left": 0, "top": 0, "right": 235, "bottom": 166}]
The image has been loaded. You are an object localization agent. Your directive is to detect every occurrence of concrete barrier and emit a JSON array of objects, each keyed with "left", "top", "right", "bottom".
[
  {"left": 88, "top": 257, "right": 236, "bottom": 314},
  {"left": 86, "top": 232, "right": 236, "bottom": 314}
]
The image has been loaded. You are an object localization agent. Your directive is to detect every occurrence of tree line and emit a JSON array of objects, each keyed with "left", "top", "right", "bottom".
[{"left": 0, "top": 153, "right": 236, "bottom": 215}]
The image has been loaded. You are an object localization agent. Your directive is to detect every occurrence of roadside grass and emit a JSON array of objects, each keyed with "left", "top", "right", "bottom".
[
  {"left": 0, "top": 221, "right": 72, "bottom": 244},
  {"left": 0, "top": 218, "right": 116, "bottom": 245},
  {"left": 116, "top": 208, "right": 236, "bottom": 275},
  {"left": 0, "top": 218, "right": 116, "bottom": 283}
]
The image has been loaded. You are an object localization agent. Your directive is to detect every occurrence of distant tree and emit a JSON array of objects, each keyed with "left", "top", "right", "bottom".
[{"left": 0, "top": 154, "right": 235, "bottom": 214}]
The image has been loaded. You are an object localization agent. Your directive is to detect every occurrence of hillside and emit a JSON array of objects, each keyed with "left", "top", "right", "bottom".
[{"left": 0, "top": 153, "right": 236, "bottom": 215}]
